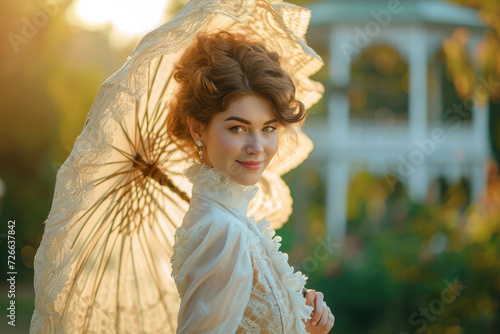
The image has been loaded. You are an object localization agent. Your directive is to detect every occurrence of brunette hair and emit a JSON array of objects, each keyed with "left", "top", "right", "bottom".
[{"left": 167, "top": 30, "right": 305, "bottom": 158}]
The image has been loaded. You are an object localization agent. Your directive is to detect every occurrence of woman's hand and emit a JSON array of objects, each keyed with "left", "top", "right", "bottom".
[{"left": 302, "top": 289, "right": 335, "bottom": 334}]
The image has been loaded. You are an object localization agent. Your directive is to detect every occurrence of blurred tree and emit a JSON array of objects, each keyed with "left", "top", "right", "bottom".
[
  {"left": 444, "top": 0, "right": 500, "bottom": 103},
  {"left": 0, "top": 0, "right": 132, "bottom": 279},
  {"left": 444, "top": 0, "right": 500, "bottom": 170},
  {"left": 279, "top": 164, "right": 500, "bottom": 333}
]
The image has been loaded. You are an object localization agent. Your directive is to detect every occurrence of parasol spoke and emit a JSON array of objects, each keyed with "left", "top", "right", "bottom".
[
  {"left": 114, "top": 177, "right": 149, "bottom": 235},
  {"left": 142, "top": 56, "right": 166, "bottom": 151},
  {"left": 148, "top": 120, "right": 179, "bottom": 161},
  {"left": 129, "top": 240, "right": 146, "bottom": 331},
  {"left": 118, "top": 121, "right": 140, "bottom": 155},
  {"left": 68, "top": 181, "right": 147, "bottom": 306},
  {"left": 140, "top": 65, "right": 175, "bottom": 165},
  {"left": 149, "top": 58, "right": 174, "bottom": 130},
  {"left": 141, "top": 183, "right": 175, "bottom": 250},
  {"left": 146, "top": 55, "right": 163, "bottom": 99},
  {"left": 75, "top": 174, "right": 137, "bottom": 296},
  {"left": 82, "top": 221, "right": 124, "bottom": 333},
  {"left": 155, "top": 141, "right": 184, "bottom": 164},
  {"left": 109, "top": 175, "right": 148, "bottom": 234},
  {"left": 148, "top": 181, "right": 188, "bottom": 231},
  {"left": 90, "top": 164, "right": 140, "bottom": 188},
  {"left": 115, "top": 230, "right": 132, "bottom": 332},
  {"left": 72, "top": 171, "right": 143, "bottom": 242},
  {"left": 135, "top": 107, "right": 152, "bottom": 166},
  {"left": 111, "top": 144, "right": 139, "bottom": 162},
  {"left": 97, "top": 159, "right": 135, "bottom": 166},
  {"left": 71, "top": 172, "right": 135, "bottom": 250},
  {"left": 62, "top": 194, "right": 122, "bottom": 321},
  {"left": 67, "top": 172, "right": 148, "bottom": 322},
  {"left": 137, "top": 225, "right": 170, "bottom": 315}
]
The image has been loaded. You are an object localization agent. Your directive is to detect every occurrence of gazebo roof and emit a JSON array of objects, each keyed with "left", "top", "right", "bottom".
[{"left": 306, "top": 0, "right": 485, "bottom": 28}]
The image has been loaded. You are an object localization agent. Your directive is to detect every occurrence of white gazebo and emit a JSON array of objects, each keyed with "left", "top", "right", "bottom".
[{"left": 303, "top": 0, "right": 489, "bottom": 243}]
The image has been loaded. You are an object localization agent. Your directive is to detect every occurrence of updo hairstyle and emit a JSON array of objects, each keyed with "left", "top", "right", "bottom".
[{"left": 167, "top": 30, "right": 306, "bottom": 159}]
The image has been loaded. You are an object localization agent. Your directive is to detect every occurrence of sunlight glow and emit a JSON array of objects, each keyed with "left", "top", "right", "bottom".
[{"left": 68, "top": 0, "right": 169, "bottom": 43}]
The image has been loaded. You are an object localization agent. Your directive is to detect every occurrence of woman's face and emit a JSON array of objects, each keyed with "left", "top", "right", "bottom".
[{"left": 201, "top": 94, "right": 279, "bottom": 186}]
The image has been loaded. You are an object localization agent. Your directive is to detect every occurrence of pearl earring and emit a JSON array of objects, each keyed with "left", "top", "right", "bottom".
[{"left": 196, "top": 140, "right": 203, "bottom": 160}]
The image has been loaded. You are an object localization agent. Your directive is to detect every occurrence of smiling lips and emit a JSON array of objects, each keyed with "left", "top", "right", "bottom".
[{"left": 237, "top": 160, "right": 263, "bottom": 170}]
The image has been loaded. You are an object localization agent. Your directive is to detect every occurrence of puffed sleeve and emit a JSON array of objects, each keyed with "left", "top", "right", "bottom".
[{"left": 175, "top": 218, "right": 253, "bottom": 334}]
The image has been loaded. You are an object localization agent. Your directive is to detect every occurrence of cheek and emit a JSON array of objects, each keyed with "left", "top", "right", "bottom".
[
  {"left": 264, "top": 135, "right": 279, "bottom": 157},
  {"left": 208, "top": 129, "right": 241, "bottom": 157},
  {"left": 219, "top": 132, "right": 242, "bottom": 152}
]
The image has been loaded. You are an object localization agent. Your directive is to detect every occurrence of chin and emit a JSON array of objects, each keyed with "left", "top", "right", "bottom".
[
  {"left": 235, "top": 174, "right": 261, "bottom": 186},
  {"left": 241, "top": 179, "right": 259, "bottom": 186},
  {"left": 233, "top": 176, "right": 257, "bottom": 186}
]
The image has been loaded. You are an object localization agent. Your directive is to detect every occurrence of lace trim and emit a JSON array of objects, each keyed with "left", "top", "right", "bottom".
[
  {"left": 255, "top": 218, "right": 314, "bottom": 332},
  {"left": 170, "top": 227, "right": 189, "bottom": 285},
  {"left": 184, "top": 163, "right": 259, "bottom": 212}
]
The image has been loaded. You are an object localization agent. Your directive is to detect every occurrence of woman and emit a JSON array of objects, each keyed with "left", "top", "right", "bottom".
[
  {"left": 167, "top": 31, "right": 334, "bottom": 333},
  {"left": 30, "top": 1, "right": 329, "bottom": 333}
]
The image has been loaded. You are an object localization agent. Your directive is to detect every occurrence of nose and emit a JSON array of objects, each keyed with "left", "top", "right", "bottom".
[{"left": 246, "top": 133, "right": 264, "bottom": 155}]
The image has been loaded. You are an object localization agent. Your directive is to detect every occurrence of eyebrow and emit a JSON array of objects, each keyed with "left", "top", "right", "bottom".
[{"left": 224, "top": 116, "right": 278, "bottom": 125}]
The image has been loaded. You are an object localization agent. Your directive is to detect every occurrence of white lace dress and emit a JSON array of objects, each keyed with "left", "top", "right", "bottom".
[{"left": 170, "top": 163, "right": 314, "bottom": 333}]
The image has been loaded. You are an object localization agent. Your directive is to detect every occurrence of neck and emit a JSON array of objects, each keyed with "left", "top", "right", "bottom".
[{"left": 185, "top": 163, "right": 259, "bottom": 212}]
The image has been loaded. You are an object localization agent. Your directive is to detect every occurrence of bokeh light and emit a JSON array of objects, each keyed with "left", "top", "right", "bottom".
[{"left": 67, "top": 0, "right": 170, "bottom": 47}]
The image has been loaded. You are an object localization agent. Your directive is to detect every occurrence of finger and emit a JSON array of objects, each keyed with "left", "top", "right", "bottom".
[
  {"left": 311, "top": 292, "right": 324, "bottom": 325},
  {"left": 305, "top": 290, "right": 316, "bottom": 307},
  {"left": 318, "top": 304, "right": 330, "bottom": 328},
  {"left": 327, "top": 313, "right": 335, "bottom": 329}
]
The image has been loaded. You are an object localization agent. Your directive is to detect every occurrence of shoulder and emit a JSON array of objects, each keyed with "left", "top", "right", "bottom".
[
  {"left": 174, "top": 210, "right": 250, "bottom": 258},
  {"left": 171, "top": 211, "right": 253, "bottom": 282},
  {"left": 184, "top": 204, "right": 243, "bottom": 230},
  {"left": 188, "top": 212, "right": 248, "bottom": 248}
]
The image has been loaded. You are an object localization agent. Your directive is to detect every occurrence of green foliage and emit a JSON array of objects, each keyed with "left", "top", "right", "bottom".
[{"left": 279, "top": 165, "right": 500, "bottom": 334}]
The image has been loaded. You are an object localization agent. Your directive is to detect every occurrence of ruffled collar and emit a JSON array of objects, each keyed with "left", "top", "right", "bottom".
[{"left": 184, "top": 163, "right": 259, "bottom": 212}]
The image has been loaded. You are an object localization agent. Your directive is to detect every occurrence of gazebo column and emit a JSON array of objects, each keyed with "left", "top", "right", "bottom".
[
  {"left": 326, "top": 159, "right": 349, "bottom": 245},
  {"left": 471, "top": 97, "right": 489, "bottom": 201},
  {"left": 469, "top": 36, "right": 490, "bottom": 202},
  {"left": 325, "top": 27, "right": 351, "bottom": 244},
  {"left": 407, "top": 29, "right": 429, "bottom": 201}
]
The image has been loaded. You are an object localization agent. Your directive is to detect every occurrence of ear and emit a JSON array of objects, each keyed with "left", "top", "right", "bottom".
[{"left": 187, "top": 116, "right": 206, "bottom": 143}]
